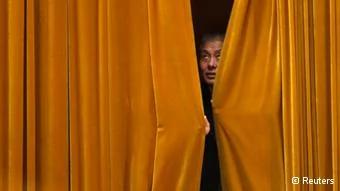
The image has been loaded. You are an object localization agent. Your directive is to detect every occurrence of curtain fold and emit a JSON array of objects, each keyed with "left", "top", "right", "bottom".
[
  {"left": 0, "top": 0, "right": 24, "bottom": 190},
  {"left": 3, "top": 0, "right": 204, "bottom": 190},
  {"left": 1, "top": 0, "right": 339, "bottom": 190},
  {"left": 213, "top": 0, "right": 284, "bottom": 190},
  {"left": 330, "top": 0, "right": 340, "bottom": 190},
  {"left": 67, "top": 0, "right": 205, "bottom": 190},
  {"left": 147, "top": 0, "right": 205, "bottom": 190},
  {"left": 68, "top": 0, "right": 158, "bottom": 190},
  {"left": 26, "top": 0, "right": 70, "bottom": 190},
  {"left": 279, "top": 0, "right": 340, "bottom": 190},
  {"left": 213, "top": 0, "right": 339, "bottom": 190}
]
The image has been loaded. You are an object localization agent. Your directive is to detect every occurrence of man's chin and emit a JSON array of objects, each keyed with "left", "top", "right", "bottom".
[{"left": 204, "top": 78, "right": 215, "bottom": 86}]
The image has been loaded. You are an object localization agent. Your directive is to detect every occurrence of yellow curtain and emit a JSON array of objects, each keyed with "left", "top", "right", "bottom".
[
  {"left": 67, "top": 0, "right": 205, "bottom": 190},
  {"left": 2, "top": 0, "right": 205, "bottom": 190},
  {"left": 1, "top": 0, "right": 339, "bottom": 190},
  {"left": 213, "top": 0, "right": 284, "bottom": 190},
  {"left": 279, "top": 0, "right": 340, "bottom": 190},
  {"left": 214, "top": 0, "right": 340, "bottom": 191},
  {"left": 0, "top": 0, "right": 24, "bottom": 190}
]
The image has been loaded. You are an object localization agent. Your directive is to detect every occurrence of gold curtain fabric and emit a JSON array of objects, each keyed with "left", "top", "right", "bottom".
[
  {"left": 2, "top": 0, "right": 206, "bottom": 190},
  {"left": 279, "top": 0, "right": 340, "bottom": 190},
  {"left": 0, "top": 0, "right": 24, "bottom": 190},
  {"left": 0, "top": 0, "right": 339, "bottom": 191},
  {"left": 214, "top": 0, "right": 340, "bottom": 190},
  {"left": 68, "top": 0, "right": 205, "bottom": 190},
  {"left": 213, "top": 0, "right": 285, "bottom": 190}
]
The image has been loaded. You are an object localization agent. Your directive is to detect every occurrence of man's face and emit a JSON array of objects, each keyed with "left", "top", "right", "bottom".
[{"left": 199, "top": 39, "right": 223, "bottom": 86}]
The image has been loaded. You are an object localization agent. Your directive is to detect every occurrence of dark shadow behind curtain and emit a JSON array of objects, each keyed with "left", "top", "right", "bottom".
[{"left": 191, "top": 0, "right": 233, "bottom": 54}]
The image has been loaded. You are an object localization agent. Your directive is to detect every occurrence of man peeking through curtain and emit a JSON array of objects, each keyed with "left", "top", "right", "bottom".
[{"left": 199, "top": 33, "right": 224, "bottom": 191}]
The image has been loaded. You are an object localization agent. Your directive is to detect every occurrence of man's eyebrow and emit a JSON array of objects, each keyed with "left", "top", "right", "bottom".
[
  {"left": 200, "top": 50, "right": 209, "bottom": 54},
  {"left": 214, "top": 49, "right": 222, "bottom": 54}
]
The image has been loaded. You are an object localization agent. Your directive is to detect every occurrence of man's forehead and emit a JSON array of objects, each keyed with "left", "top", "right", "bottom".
[
  {"left": 201, "top": 40, "right": 222, "bottom": 49},
  {"left": 201, "top": 47, "right": 222, "bottom": 53}
]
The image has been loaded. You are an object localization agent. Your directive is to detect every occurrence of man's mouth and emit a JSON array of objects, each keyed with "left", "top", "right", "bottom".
[{"left": 206, "top": 72, "right": 216, "bottom": 79}]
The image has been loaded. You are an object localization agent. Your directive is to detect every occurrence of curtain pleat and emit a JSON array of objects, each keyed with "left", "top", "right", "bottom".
[
  {"left": 213, "top": 0, "right": 284, "bottom": 190},
  {"left": 26, "top": 0, "right": 36, "bottom": 190},
  {"left": 279, "top": 0, "right": 339, "bottom": 190},
  {"left": 68, "top": 0, "right": 205, "bottom": 190},
  {"left": 0, "top": 0, "right": 24, "bottom": 190},
  {"left": 330, "top": 0, "right": 340, "bottom": 190},
  {"left": 279, "top": 0, "right": 320, "bottom": 190},
  {"left": 68, "top": 0, "right": 157, "bottom": 190},
  {"left": 0, "top": 0, "right": 339, "bottom": 190},
  {"left": 107, "top": 0, "right": 158, "bottom": 189},
  {"left": 27, "top": 0, "right": 70, "bottom": 190},
  {"left": 69, "top": 0, "right": 103, "bottom": 190},
  {"left": 213, "top": 0, "right": 339, "bottom": 190},
  {"left": 147, "top": 0, "right": 205, "bottom": 190}
]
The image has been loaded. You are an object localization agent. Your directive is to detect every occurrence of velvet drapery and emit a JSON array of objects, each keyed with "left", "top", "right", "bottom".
[
  {"left": 214, "top": 0, "right": 339, "bottom": 190},
  {"left": 2, "top": 0, "right": 205, "bottom": 190},
  {"left": 0, "top": 0, "right": 339, "bottom": 190}
]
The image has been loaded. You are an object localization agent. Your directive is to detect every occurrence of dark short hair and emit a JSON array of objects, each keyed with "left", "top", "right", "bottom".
[{"left": 200, "top": 33, "right": 225, "bottom": 50}]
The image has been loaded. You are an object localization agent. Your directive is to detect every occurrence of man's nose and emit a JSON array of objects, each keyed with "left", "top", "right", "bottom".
[{"left": 208, "top": 57, "right": 217, "bottom": 68}]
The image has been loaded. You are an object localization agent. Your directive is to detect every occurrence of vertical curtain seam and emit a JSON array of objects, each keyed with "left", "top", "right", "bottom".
[
  {"left": 308, "top": 0, "right": 320, "bottom": 179},
  {"left": 23, "top": 0, "right": 28, "bottom": 189},
  {"left": 277, "top": 1, "right": 290, "bottom": 189},
  {"left": 310, "top": 0, "right": 320, "bottom": 180},
  {"left": 303, "top": 0, "right": 319, "bottom": 181},
  {"left": 25, "top": 0, "right": 37, "bottom": 189},
  {"left": 33, "top": 0, "right": 40, "bottom": 189},
  {"left": 330, "top": 0, "right": 339, "bottom": 189},
  {"left": 146, "top": 0, "right": 159, "bottom": 128},
  {"left": 66, "top": 0, "right": 71, "bottom": 189},
  {"left": 184, "top": 0, "right": 204, "bottom": 124},
  {"left": 106, "top": 0, "right": 112, "bottom": 190},
  {"left": 145, "top": 0, "right": 159, "bottom": 189}
]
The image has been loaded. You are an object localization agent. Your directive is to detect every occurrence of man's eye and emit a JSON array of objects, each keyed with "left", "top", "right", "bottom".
[{"left": 201, "top": 55, "right": 209, "bottom": 61}]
